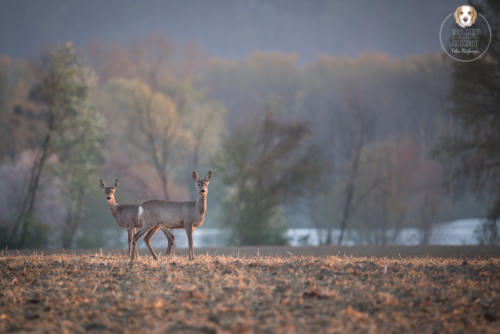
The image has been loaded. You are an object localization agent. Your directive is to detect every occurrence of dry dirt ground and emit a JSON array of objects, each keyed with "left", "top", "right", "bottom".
[{"left": 0, "top": 247, "right": 499, "bottom": 333}]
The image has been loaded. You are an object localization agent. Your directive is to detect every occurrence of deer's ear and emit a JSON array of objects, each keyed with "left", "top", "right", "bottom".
[
  {"left": 206, "top": 170, "right": 212, "bottom": 181},
  {"left": 100, "top": 178, "right": 106, "bottom": 189},
  {"left": 114, "top": 179, "right": 119, "bottom": 189},
  {"left": 192, "top": 171, "right": 199, "bottom": 181}
]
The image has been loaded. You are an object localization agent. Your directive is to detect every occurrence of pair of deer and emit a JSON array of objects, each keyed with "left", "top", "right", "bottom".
[{"left": 100, "top": 171, "right": 212, "bottom": 260}]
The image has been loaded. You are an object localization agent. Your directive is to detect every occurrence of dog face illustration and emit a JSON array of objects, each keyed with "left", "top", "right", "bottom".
[{"left": 454, "top": 5, "right": 477, "bottom": 28}]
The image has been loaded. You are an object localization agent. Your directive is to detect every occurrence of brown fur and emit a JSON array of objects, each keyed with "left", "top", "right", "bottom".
[
  {"left": 471, "top": 7, "right": 477, "bottom": 25},
  {"left": 100, "top": 178, "right": 143, "bottom": 259},
  {"left": 131, "top": 171, "right": 212, "bottom": 260}
]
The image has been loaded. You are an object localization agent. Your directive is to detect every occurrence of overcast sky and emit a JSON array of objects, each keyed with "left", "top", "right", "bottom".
[{"left": 0, "top": 0, "right": 466, "bottom": 61}]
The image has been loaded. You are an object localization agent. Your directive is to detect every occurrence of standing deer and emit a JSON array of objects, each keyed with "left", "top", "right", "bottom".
[
  {"left": 100, "top": 178, "right": 144, "bottom": 258},
  {"left": 131, "top": 170, "right": 212, "bottom": 260}
]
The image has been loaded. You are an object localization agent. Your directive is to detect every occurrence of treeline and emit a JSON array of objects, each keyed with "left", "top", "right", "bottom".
[
  {"left": 0, "top": 35, "right": 492, "bottom": 248},
  {"left": 201, "top": 51, "right": 489, "bottom": 245}
]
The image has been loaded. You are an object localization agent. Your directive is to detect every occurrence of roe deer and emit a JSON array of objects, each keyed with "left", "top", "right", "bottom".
[
  {"left": 131, "top": 170, "right": 212, "bottom": 260},
  {"left": 100, "top": 178, "right": 144, "bottom": 258}
]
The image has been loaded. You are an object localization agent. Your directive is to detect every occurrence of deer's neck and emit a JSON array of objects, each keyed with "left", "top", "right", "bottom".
[
  {"left": 196, "top": 194, "right": 207, "bottom": 216},
  {"left": 107, "top": 199, "right": 119, "bottom": 218}
]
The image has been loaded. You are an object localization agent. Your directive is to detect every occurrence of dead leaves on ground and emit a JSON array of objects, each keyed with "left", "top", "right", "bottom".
[{"left": 0, "top": 252, "right": 498, "bottom": 333}]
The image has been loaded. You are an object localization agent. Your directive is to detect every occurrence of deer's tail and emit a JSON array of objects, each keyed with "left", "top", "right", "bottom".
[{"left": 137, "top": 206, "right": 144, "bottom": 228}]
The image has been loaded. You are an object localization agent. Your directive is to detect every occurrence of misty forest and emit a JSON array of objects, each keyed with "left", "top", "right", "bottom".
[{"left": 0, "top": 0, "right": 499, "bottom": 250}]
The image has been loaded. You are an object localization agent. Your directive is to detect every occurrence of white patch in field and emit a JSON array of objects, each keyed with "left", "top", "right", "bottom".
[{"left": 138, "top": 206, "right": 144, "bottom": 217}]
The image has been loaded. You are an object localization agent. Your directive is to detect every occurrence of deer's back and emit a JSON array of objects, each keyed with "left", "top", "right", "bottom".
[{"left": 141, "top": 199, "right": 197, "bottom": 228}]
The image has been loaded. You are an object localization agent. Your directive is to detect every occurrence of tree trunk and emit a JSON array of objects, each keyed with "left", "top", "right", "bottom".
[
  {"left": 192, "top": 139, "right": 200, "bottom": 172},
  {"left": 62, "top": 214, "right": 81, "bottom": 249},
  {"left": 62, "top": 187, "right": 85, "bottom": 249},
  {"left": 62, "top": 212, "right": 74, "bottom": 249},
  {"left": 10, "top": 132, "right": 51, "bottom": 248},
  {"left": 337, "top": 181, "right": 354, "bottom": 246},
  {"left": 159, "top": 169, "right": 169, "bottom": 200},
  {"left": 337, "top": 139, "right": 363, "bottom": 246},
  {"left": 325, "top": 226, "right": 333, "bottom": 245},
  {"left": 186, "top": 138, "right": 201, "bottom": 194}
]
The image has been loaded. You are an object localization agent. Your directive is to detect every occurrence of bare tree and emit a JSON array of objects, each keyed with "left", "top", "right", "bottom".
[
  {"left": 336, "top": 100, "right": 375, "bottom": 245},
  {"left": 435, "top": 0, "right": 500, "bottom": 244},
  {"left": 413, "top": 147, "right": 444, "bottom": 245},
  {"left": 214, "top": 111, "right": 324, "bottom": 245},
  {"left": 124, "top": 81, "right": 185, "bottom": 200},
  {"left": 7, "top": 43, "right": 92, "bottom": 248}
]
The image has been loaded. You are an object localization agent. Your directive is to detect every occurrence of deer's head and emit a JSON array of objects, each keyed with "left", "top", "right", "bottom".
[
  {"left": 100, "top": 178, "right": 119, "bottom": 202},
  {"left": 192, "top": 171, "right": 212, "bottom": 196}
]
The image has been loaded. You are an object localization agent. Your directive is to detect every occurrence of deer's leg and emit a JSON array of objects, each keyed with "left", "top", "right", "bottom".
[
  {"left": 127, "top": 227, "right": 133, "bottom": 258},
  {"left": 162, "top": 228, "right": 175, "bottom": 256},
  {"left": 130, "top": 227, "right": 137, "bottom": 259},
  {"left": 127, "top": 228, "right": 131, "bottom": 257},
  {"left": 144, "top": 225, "right": 161, "bottom": 260},
  {"left": 131, "top": 227, "right": 151, "bottom": 261},
  {"left": 134, "top": 227, "right": 138, "bottom": 258},
  {"left": 186, "top": 225, "right": 194, "bottom": 260}
]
